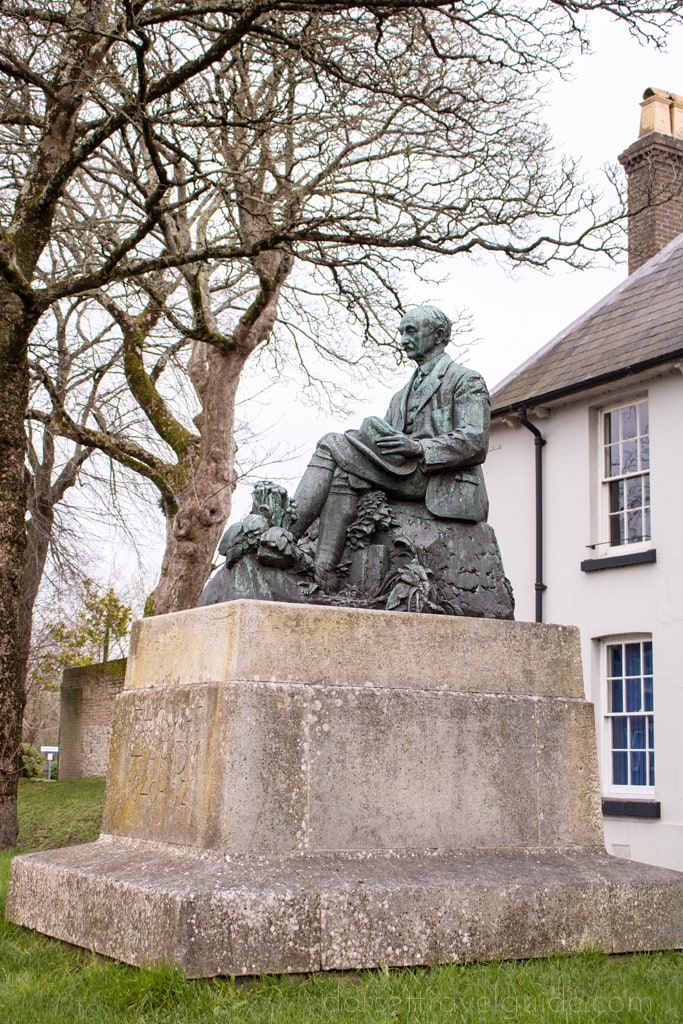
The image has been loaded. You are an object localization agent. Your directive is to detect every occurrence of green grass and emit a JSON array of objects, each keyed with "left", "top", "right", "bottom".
[
  {"left": 1, "top": 780, "right": 682, "bottom": 1024},
  {"left": 15, "top": 777, "right": 106, "bottom": 851}
]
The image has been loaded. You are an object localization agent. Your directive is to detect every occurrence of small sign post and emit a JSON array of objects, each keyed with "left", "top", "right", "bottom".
[{"left": 40, "top": 746, "right": 59, "bottom": 780}]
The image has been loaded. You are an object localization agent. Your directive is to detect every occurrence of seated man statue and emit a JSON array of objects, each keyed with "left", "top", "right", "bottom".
[{"left": 289, "top": 304, "right": 490, "bottom": 590}]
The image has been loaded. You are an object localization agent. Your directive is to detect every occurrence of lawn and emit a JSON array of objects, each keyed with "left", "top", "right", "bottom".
[{"left": 1, "top": 779, "right": 681, "bottom": 1023}]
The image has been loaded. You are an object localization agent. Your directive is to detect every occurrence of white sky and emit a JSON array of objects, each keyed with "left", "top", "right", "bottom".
[{"left": 456, "top": 18, "right": 683, "bottom": 391}]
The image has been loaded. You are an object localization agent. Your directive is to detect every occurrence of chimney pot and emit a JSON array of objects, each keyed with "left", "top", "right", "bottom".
[{"left": 638, "top": 88, "right": 683, "bottom": 139}]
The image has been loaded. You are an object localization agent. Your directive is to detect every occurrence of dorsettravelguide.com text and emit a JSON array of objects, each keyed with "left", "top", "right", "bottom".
[{"left": 318, "top": 987, "right": 653, "bottom": 1019}]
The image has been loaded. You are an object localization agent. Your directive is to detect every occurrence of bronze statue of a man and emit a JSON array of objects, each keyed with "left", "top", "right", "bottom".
[{"left": 290, "top": 304, "right": 490, "bottom": 589}]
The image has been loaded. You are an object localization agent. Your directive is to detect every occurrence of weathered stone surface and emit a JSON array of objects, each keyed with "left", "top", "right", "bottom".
[
  {"left": 304, "top": 687, "right": 603, "bottom": 854},
  {"left": 124, "top": 600, "right": 583, "bottom": 698},
  {"left": 535, "top": 698, "right": 604, "bottom": 850},
  {"left": 8, "top": 843, "right": 683, "bottom": 977},
  {"left": 102, "top": 683, "right": 308, "bottom": 853},
  {"left": 100, "top": 678, "right": 603, "bottom": 855},
  {"left": 7, "top": 604, "right": 683, "bottom": 976}
]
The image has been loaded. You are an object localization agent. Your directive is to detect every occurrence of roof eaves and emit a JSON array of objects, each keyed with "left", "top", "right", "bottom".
[
  {"left": 491, "top": 348, "right": 683, "bottom": 418},
  {"left": 489, "top": 232, "right": 683, "bottom": 405}
]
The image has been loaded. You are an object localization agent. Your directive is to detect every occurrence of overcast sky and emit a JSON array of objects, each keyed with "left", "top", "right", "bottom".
[{"left": 450, "top": 18, "right": 683, "bottom": 391}]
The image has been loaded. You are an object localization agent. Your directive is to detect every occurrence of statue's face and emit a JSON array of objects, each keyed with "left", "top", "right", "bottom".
[{"left": 398, "top": 311, "right": 445, "bottom": 364}]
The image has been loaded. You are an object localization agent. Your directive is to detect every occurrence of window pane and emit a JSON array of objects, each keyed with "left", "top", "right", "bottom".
[
  {"left": 644, "top": 676, "right": 654, "bottom": 711},
  {"left": 643, "top": 508, "right": 651, "bottom": 542},
  {"left": 611, "top": 679, "right": 623, "bottom": 713},
  {"left": 612, "top": 716, "right": 628, "bottom": 748},
  {"left": 641, "top": 436, "right": 650, "bottom": 471},
  {"left": 621, "top": 405, "right": 637, "bottom": 439},
  {"left": 605, "top": 410, "right": 618, "bottom": 445},
  {"left": 647, "top": 716, "right": 655, "bottom": 748},
  {"left": 605, "top": 444, "right": 620, "bottom": 478},
  {"left": 613, "top": 750, "right": 628, "bottom": 785},
  {"left": 626, "top": 477, "right": 643, "bottom": 509},
  {"left": 630, "top": 715, "right": 646, "bottom": 748},
  {"left": 626, "top": 510, "right": 642, "bottom": 542},
  {"left": 609, "top": 645, "right": 623, "bottom": 677},
  {"left": 625, "top": 643, "right": 641, "bottom": 676},
  {"left": 649, "top": 751, "right": 655, "bottom": 785},
  {"left": 643, "top": 642, "right": 653, "bottom": 675},
  {"left": 609, "top": 480, "right": 624, "bottom": 512},
  {"left": 609, "top": 513, "right": 623, "bottom": 547},
  {"left": 638, "top": 401, "right": 649, "bottom": 435},
  {"left": 631, "top": 751, "right": 647, "bottom": 785},
  {"left": 626, "top": 677, "right": 641, "bottom": 712},
  {"left": 622, "top": 439, "right": 638, "bottom": 474}
]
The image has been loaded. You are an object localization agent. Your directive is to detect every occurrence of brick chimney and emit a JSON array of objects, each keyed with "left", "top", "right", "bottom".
[{"left": 619, "top": 88, "right": 683, "bottom": 274}]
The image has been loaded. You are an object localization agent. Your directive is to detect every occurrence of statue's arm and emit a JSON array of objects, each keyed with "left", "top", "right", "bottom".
[
  {"left": 419, "top": 373, "right": 490, "bottom": 470},
  {"left": 384, "top": 389, "right": 407, "bottom": 429},
  {"left": 376, "top": 391, "right": 424, "bottom": 457}
]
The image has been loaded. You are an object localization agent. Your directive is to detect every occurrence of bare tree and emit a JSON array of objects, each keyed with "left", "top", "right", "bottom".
[
  {"left": 23, "top": 300, "right": 120, "bottom": 656},
  {"left": 19, "top": 8, "right": 638, "bottom": 613},
  {"left": 1, "top": 0, "right": 682, "bottom": 847}
]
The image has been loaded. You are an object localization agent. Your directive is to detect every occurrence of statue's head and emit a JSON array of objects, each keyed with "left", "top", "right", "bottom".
[{"left": 398, "top": 305, "right": 451, "bottom": 364}]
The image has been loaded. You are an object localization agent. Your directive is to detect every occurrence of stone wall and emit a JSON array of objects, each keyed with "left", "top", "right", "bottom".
[{"left": 59, "top": 659, "right": 127, "bottom": 779}]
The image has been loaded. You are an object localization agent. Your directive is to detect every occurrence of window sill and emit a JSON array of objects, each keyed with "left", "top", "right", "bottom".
[
  {"left": 602, "top": 798, "right": 661, "bottom": 818},
  {"left": 581, "top": 549, "right": 657, "bottom": 572}
]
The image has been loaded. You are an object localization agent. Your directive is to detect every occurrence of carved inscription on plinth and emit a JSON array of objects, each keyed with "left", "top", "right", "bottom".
[
  {"left": 102, "top": 686, "right": 223, "bottom": 848},
  {"left": 102, "top": 681, "right": 310, "bottom": 855}
]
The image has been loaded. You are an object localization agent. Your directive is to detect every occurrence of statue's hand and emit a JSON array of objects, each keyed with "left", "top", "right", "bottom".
[{"left": 376, "top": 434, "right": 423, "bottom": 458}]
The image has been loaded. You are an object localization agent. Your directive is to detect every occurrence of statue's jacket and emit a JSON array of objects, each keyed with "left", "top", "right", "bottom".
[{"left": 384, "top": 352, "right": 490, "bottom": 523}]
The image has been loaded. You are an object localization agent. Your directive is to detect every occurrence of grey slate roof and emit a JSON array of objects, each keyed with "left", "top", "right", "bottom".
[{"left": 490, "top": 230, "right": 683, "bottom": 415}]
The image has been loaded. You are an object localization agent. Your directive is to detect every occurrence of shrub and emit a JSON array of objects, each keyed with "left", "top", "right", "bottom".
[{"left": 21, "top": 743, "right": 44, "bottom": 779}]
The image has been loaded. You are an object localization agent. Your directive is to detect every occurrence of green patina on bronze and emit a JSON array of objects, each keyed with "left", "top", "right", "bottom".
[{"left": 200, "top": 305, "right": 514, "bottom": 619}]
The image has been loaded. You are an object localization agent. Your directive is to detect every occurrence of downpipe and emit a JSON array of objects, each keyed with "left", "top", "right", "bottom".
[{"left": 518, "top": 409, "right": 547, "bottom": 624}]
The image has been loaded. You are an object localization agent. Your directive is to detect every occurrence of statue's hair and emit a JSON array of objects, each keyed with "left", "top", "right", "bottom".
[{"left": 402, "top": 305, "right": 451, "bottom": 345}]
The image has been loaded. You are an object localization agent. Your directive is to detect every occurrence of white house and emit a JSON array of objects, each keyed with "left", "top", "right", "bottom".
[{"left": 486, "top": 89, "right": 683, "bottom": 872}]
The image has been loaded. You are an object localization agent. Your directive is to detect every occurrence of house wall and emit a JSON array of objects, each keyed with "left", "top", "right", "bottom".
[
  {"left": 486, "top": 423, "right": 536, "bottom": 616},
  {"left": 487, "top": 369, "right": 683, "bottom": 871}
]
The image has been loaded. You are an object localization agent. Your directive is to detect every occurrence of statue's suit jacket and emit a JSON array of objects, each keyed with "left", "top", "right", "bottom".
[{"left": 385, "top": 352, "right": 490, "bottom": 522}]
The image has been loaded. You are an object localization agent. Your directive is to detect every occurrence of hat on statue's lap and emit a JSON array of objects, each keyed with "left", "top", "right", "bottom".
[{"left": 344, "top": 416, "right": 419, "bottom": 475}]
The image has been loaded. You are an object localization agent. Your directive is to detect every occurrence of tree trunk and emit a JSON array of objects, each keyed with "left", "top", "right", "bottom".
[
  {"left": 0, "top": 292, "right": 30, "bottom": 847},
  {"left": 20, "top": 500, "right": 55, "bottom": 670},
  {"left": 149, "top": 346, "right": 243, "bottom": 615},
  {"left": 21, "top": 431, "right": 90, "bottom": 662}
]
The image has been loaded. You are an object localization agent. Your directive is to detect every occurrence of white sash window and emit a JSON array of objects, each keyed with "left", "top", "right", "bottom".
[{"left": 602, "top": 400, "right": 650, "bottom": 548}]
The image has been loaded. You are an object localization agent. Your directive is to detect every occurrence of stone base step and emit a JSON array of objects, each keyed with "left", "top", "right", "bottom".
[{"left": 8, "top": 837, "right": 683, "bottom": 978}]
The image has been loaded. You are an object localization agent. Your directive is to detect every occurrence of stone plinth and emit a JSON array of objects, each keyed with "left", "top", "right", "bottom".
[{"left": 7, "top": 601, "right": 683, "bottom": 976}]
